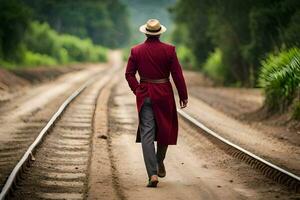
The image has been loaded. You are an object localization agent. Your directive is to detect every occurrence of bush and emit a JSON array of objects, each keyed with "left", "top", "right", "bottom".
[
  {"left": 24, "top": 22, "right": 66, "bottom": 63},
  {"left": 292, "top": 100, "right": 300, "bottom": 120},
  {"left": 0, "top": 0, "right": 31, "bottom": 61},
  {"left": 59, "top": 35, "right": 107, "bottom": 63},
  {"left": 0, "top": 21, "right": 107, "bottom": 68},
  {"left": 258, "top": 48, "right": 300, "bottom": 113},
  {"left": 23, "top": 51, "right": 57, "bottom": 67},
  {"left": 21, "top": 21, "right": 107, "bottom": 67},
  {"left": 202, "top": 48, "right": 225, "bottom": 84},
  {"left": 0, "top": 59, "right": 16, "bottom": 69},
  {"left": 122, "top": 47, "right": 130, "bottom": 61},
  {"left": 176, "top": 45, "right": 196, "bottom": 70}
]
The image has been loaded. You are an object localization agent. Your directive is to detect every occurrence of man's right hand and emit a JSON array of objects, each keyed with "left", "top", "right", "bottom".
[{"left": 180, "top": 99, "right": 188, "bottom": 109}]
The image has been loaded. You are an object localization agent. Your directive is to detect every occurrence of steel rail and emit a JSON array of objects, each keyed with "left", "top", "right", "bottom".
[
  {"left": 177, "top": 109, "right": 300, "bottom": 191},
  {"left": 0, "top": 75, "right": 98, "bottom": 200}
]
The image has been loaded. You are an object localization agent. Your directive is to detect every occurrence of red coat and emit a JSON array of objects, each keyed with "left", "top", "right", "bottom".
[{"left": 125, "top": 37, "right": 188, "bottom": 145}]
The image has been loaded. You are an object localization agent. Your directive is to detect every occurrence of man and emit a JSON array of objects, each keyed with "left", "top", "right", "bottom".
[{"left": 125, "top": 19, "right": 188, "bottom": 187}]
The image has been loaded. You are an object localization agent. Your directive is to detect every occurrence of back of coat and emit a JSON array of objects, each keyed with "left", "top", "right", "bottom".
[
  {"left": 126, "top": 37, "right": 188, "bottom": 101},
  {"left": 125, "top": 36, "right": 188, "bottom": 145}
]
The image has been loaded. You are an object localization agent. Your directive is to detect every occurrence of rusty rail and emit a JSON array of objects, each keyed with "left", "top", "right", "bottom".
[{"left": 177, "top": 109, "right": 300, "bottom": 192}]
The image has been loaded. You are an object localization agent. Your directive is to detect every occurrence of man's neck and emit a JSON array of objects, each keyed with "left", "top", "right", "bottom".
[{"left": 145, "top": 37, "right": 160, "bottom": 42}]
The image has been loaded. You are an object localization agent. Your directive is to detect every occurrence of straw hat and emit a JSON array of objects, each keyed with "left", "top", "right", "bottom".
[{"left": 139, "top": 19, "right": 167, "bottom": 35}]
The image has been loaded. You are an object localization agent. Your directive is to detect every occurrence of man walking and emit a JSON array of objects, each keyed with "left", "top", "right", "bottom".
[{"left": 125, "top": 19, "right": 188, "bottom": 187}]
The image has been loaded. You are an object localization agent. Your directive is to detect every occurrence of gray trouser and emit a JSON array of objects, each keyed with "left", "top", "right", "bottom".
[{"left": 139, "top": 97, "right": 168, "bottom": 178}]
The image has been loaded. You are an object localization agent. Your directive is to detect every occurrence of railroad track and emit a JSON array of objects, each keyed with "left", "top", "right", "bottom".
[
  {"left": 1, "top": 57, "right": 298, "bottom": 199},
  {"left": 0, "top": 58, "right": 120, "bottom": 199},
  {"left": 0, "top": 66, "right": 107, "bottom": 186},
  {"left": 177, "top": 109, "right": 300, "bottom": 192}
]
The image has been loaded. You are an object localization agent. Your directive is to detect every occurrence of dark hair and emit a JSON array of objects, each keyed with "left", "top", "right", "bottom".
[{"left": 145, "top": 34, "right": 160, "bottom": 38}]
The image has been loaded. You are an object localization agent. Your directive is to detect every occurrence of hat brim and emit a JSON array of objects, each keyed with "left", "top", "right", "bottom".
[{"left": 139, "top": 24, "right": 167, "bottom": 35}]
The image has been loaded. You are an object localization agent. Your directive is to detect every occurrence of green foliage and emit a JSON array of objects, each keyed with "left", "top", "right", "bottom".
[
  {"left": 58, "top": 35, "right": 107, "bottom": 63},
  {"left": 23, "top": 51, "right": 57, "bottom": 67},
  {"left": 258, "top": 48, "right": 300, "bottom": 112},
  {"left": 176, "top": 45, "right": 196, "bottom": 70},
  {"left": 24, "top": 21, "right": 107, "bottom": 65},
  {"left": 0, "top": 0, "right": 31, "bottom": 61},
  {"left": 171, "top": 0, "right": 300, "bottom": 86},
  {"left": 0, "top": 59, "right": 16, "bottom": 69},
  {"left": 170, "top": 0, "right": 213, "bottom": 65},
  {"left": 0, "top": 21, "right": 107, "bottom": 68},
  {"left": 203, "top": 48, "right": 225, "bottom": 84},
  {"left": 122, "top": 47, "right": 131, "bottom": 61},
  {"left": 292, "top": 100, "right": 300, "bottom": 120},
  {"left": 284, "top": 11, "right": 300, "bottom": 48},
  {"left": 122, "top": 0, "right": 175, "bottom": 43},
  {"left": 29, "top": 22, "right": 108, "bottom": 65},
  {"left": 22, "top": 0, "right": 130, "bottom": 48},
  {"left": 24, "top": 22, "right": 67, "bottom": 63}
]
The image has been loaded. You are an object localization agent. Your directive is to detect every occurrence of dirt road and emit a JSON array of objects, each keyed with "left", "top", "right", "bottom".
[
  {"left": 88, "top": 67, "right": 299, "bottom": 199},
  {"left": 1, "top": 52, "right": 299, "bottom": 199},
  {"left": 0, "top": 58, "right": 108, "bottom": 191},
  {"left": 183, "top": 72, "right": 299, "bottom": 175}
]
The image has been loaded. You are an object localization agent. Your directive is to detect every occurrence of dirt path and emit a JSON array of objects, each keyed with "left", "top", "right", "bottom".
[
  {"left": 182, "top": 71, "right": 299, "bottom": 175},
  {"left": 184, "top": 96, "right": 300, "bottom": 174},
  {"left": 2, "top": 54, "right": 299, "bottom": 199},
  {"left": 188, "top": 86, "right": 263, "bottom": 118},
  {"left": 0, "top": 66, "right": 105, "bottom": 119},
  {"left": 11, "top": 54, "right": 120, "bottom": 200},
  {"left": 0, "top": 56, "right": 111, "bottom": 190},
  {"left": 184, "top": 70, "right": 299, "bottom": 145},
  {"left": 89, "top": 72, "right": 298, "bottom": 199}
]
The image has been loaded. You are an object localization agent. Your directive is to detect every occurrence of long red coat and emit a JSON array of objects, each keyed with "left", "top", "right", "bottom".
[{"left": 125, "top": 37, "right": 188, "bottom": 145}]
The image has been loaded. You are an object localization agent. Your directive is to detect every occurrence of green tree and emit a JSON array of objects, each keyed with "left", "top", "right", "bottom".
[
  {"left": 171, "top": 0, "right": 300, "bottom": 86},
  {"left": 170, "top": 0, "right": 213, "bottom": 65},
  {"left": 22, "top": 0, "right": 130, "bottom": 48},
  {"left": 0, "top": 0, "right": 31, "bottom": 61}
]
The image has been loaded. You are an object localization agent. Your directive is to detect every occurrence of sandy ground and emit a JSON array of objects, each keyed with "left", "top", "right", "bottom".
[{"left": 89, "top": 70, "right": 299, "bottom": 199}]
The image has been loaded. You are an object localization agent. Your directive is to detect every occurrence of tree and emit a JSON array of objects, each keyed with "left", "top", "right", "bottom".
[
  {"left": 170, "top": 0, "right": 213, "bottom": 65},
  {"left": 171, "top": 0, "right": 300, "bottom": 86},
  {"left": 0, "top": 0, "right": 31, "bottom": 61},
  {"left": 22, "top": 0, "right": 130, "bottom": 48}
]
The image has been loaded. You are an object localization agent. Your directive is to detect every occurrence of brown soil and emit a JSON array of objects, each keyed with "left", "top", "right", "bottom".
[
  {"left": 11, "top": 61, "right": 119, "bottom": 199},
  {"left": 87, "top": 72, "right": 299, "bottom": 199},
  {"left": 184, "top": 70, "right": 300, "bottom": 143},
  {"left": 11, "top": 65, "right": 85, "bottom": 84},
  {"left": 0, "top": 69, "right": 29, "bottom": 90},
  {"left": 0, "top": 64, "right": 90, "bottom": 104},
  {"left": 183, "top": 70, "right": 300, "bottom": 174},
  {"left": 184, "top": 70, "right": 300, "bottom": 130},
  {"left": 0, "top": 64, "right": 108, "bottom": 191}
]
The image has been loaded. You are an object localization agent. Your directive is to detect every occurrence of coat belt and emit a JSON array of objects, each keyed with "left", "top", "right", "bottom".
[{"left": 140, "top": 77, "right": 170, "bottom": 83}]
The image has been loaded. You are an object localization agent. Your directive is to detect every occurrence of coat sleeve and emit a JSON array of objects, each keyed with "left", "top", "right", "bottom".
[
  {"left": 125, "top": 48, "right": 139, "bottom": 95},
  {"left": 170, "top": 46, "right": 188, "bottom": 101}
]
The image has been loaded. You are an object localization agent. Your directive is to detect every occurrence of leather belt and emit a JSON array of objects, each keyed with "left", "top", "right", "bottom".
[{"left": 140, "top": 77, "right": 169, "bottom": 83}]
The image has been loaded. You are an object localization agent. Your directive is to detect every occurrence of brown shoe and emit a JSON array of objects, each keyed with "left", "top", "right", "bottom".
[
  {"left": 147, "top": 175, "right": 159, "bottom": 187},
  {"left": 157, "top": 162, "right": 166, "bottom": 178}
]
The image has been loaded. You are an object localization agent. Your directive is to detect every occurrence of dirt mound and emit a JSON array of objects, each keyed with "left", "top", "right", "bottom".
[
  {"left": 184, "top": 70, "right": 214, "bottom": 87},
  {"left": 0, "top": 69, "right": 29, "bottom": 91},
  {"left": 12, "top": 65, "right": 82, "bottom": 84},
  {"left": 0, "top": 65, "right": 84, "bottom": 103}
]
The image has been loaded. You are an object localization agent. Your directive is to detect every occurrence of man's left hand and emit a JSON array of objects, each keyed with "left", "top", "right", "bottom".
[{"left": 180, "top": 99, "right": 188, "bottom": 109}]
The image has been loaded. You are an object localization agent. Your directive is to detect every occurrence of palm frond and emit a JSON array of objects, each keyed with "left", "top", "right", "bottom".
[{"left": 258, "top": 47, "right": 300, "bottom": 112}]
